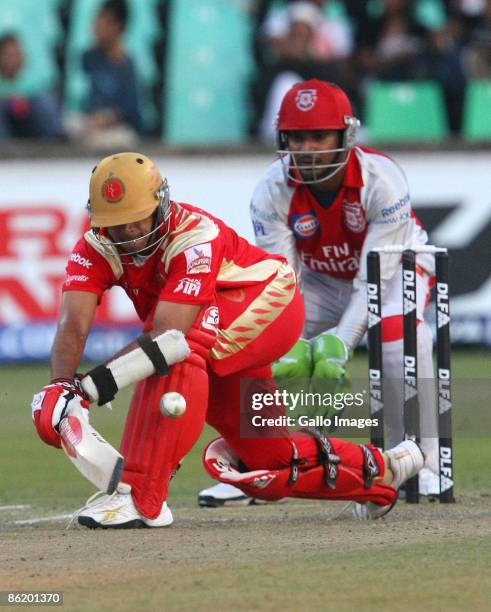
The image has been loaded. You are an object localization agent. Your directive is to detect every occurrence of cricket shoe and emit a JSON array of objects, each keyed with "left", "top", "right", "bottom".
[
  {"left": 76, "top": 484, "right": 173, "bottom": 529},
  {"left": 198, "top": 483, "right": 255, "bottom": 507},
  {"left": 353, "top": 440, "right": 425, "bottom": 520},
  {"left": 419, "top": 467, "right": 440, "bottom": 497},
  {"left": 197, "top": 483, "right": 278, "bottom": 508}
]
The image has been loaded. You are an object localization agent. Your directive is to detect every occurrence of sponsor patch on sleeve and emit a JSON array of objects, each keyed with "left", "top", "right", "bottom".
[
  {"left": 70, "top": 252, "right": 93, "bottom": 269},
  {"left": 173, "top": 277, "right": 202, "bottom": 296},
  {"left": 65, "top": 274, "right": 89, "bottom": 285},
  {"left": 380, "top": 193, "right": 411, "bottom": 224},
  {"left": 184, "top": 243, "right": 212, "bottom": 274},
  {"left": 252, "top": 220, "right": 267, "bottom": 236}
]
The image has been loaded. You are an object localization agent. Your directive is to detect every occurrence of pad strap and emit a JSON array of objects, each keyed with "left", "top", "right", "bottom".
[
  {"left": 307, "top": 429, "right": 340, "bottom": 489},
  {"left": 288, "top": 442, "right": 301, "bottom": 486},
  {"left": 85, "top": 365, "right": 118, "bottom": 407},
  {"left": 136, "top": 333, "right": 169, "bottom": 376},
  {"left": 359, "top": 444, "right": 380, "bottom": 489}
]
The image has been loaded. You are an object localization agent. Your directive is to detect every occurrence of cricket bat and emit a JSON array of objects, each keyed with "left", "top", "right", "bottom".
[{"left": 59, "top": 405, "right": 124, "bottom": 494}]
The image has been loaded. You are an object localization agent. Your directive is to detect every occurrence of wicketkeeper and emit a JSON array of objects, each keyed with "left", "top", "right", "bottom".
[{"left": 200, "top": 79, "right": 440, "bottom": 507}]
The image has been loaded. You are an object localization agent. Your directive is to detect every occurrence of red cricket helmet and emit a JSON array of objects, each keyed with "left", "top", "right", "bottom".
[
  {"left": 276, "top": 80, "right": 360, "bottom": 184},
  {"left": 278, "top": 79, "right": 354, "bottom": 131}
]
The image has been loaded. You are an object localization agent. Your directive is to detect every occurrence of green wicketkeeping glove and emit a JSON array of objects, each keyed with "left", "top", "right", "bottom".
[
  {"left": 312, "top": 333, "right": 350, "bottom": 381},
  {"left": 310, "top": 333, "right": 352, "bottom": 429},
  {"left": 272, "top": 338, "right": 312, "bottom": 380}
]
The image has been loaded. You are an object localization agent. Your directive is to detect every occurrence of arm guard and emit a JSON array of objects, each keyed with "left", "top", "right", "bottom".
[{"left": 82, "top": 329, "right": 190, "bottom": 406}]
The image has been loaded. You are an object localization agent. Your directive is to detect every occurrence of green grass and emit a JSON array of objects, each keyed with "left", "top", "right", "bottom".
[
  {"left": 0, "top": 364, "right": 215, "bottom": 508},
  {"left": 0, "top": 349, "right": 490, "bottom": 510},
  {"left": 83, "top": 536, "right": 491, "bottom": 612}
]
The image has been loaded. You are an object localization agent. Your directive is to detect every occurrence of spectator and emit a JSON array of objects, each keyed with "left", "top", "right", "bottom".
[
  {"left": 355, "top": 0, "right": 467, "bottom": 133},
  {"left": 251, "top": 1, "right": 354, "bottom": 142},
  {"left": 448, "top": 0, "right": 488, "bottom": 35},
  {"left": 65, "top": 0, "right": 143, "bottom": 147},
  {"left": 355, "top": 0, "right": 428, "bottom": 83},
  {"left": 0, "top": 34, "right": 64, "bottom": 140},
  {"left": 464, "top": 1, "right": 491, "bottom": 78},
  {"left": 423, "top": 25, "right": 468, "bottom": 132}
]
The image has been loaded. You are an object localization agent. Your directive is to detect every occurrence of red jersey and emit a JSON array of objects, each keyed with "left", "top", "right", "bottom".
[
  {"left": 250, "top": 146, "right": 432, "bottom": 285},
  {"left": 63, "top": 202, "right": 286, "bottom": 325},
  {"left": 286, "top": 157, "right": 367, "bottom": 279}
]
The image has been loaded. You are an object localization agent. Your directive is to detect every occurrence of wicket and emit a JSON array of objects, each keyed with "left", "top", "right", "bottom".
[{"left": 367, "top": 246, "right": 454, "bottom": 504}]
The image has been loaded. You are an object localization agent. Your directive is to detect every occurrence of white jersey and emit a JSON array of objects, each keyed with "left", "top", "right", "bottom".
[{"left": 250, "top": 146, "right": 432, "bottom": 348}]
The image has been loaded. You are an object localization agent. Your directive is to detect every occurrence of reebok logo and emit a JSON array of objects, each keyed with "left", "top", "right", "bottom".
[{"left": 70, "top": 252, "right": 93, "bottom": 269}]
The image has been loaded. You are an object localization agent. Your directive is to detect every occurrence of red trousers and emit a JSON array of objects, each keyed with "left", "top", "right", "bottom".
[{"left": 120, "top": 264, "right": 386, "bottom": 518}]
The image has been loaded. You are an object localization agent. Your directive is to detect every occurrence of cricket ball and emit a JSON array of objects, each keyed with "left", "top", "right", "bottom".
[{"left": 160, "top": 392, "right": 187, "bottom": 418}]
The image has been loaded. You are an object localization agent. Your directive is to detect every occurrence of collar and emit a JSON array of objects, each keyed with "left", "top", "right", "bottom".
[{"left": 342, "top": 149, "right": 364, "bottom": 189}]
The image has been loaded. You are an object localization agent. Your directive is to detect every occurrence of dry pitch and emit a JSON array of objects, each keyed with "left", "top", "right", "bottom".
[{"left": 1, "top": 495, "right": 491, "bottom": 611}]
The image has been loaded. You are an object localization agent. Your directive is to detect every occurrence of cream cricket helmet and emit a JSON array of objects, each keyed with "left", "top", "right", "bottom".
[{"left": 87, "top": 152, "right": 171, "bottom": 256}]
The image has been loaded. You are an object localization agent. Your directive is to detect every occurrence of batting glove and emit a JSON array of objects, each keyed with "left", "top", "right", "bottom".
[{"left": 31, "top": 378, "right": 90, "bottom": 448}]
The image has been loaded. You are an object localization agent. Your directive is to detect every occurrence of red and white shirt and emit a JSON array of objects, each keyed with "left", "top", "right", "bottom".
[
  {"left": 63, "top": 202, "right": 286, "bottom": 325},
  {"left": 250, "top": 146, "right": 433, "bottom": 347}
]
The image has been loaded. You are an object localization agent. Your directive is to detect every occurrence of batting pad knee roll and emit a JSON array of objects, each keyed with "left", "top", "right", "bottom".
[{"left": 82, "top": 329, "right": 190, "bottom": 405}]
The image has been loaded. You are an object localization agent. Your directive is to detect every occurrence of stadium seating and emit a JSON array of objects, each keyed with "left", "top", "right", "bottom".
[
  {"left": 365, "top": 81, "right": 449, "bottom": 143},
  {"left": 415, "top": 0, "right": 447, "bottom": 30},
  {"left": 164, "top": 0, "right": 253, "bottom": 145},
  {"left": 462, "top": 80, "right": 491, "bottom": 142},
  {"left": 64, "top": 0, "right": 161, "bottom": 129}
]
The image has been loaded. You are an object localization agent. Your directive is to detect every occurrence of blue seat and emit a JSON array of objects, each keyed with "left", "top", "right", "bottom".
[
  {"left": 365, "top": 81, "right": 449, "bottom": 142},
  {"left": 164, "top": 0, "right": 253, "bottom": 144},
  {"left": 462, "top": 80, "right": 491, "bottom": 142}
]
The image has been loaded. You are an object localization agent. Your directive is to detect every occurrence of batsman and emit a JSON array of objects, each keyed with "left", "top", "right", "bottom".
[{"left": 32, "top": 152, "right": 425, "bottom": 528}]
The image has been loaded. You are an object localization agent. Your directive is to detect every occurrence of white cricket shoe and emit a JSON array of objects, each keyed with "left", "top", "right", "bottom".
[
  {"left": 419, "top": 467, "right": 440, "bottom": 496},
  {"left": 353, "top": 440, "right": 425, "bottom": 520},
  {"left": 198, "top": 483, "right": 255, "bottom": 507},
  {"left": 76, "top": 484, "right": 173, "bottom": 529}
]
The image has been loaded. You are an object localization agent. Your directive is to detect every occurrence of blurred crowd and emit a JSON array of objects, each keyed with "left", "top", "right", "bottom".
[
  {"left": 250, "top": 0, "right": 491, "bottom": 141},
  {"left": 0, "top": 0, "right": 147, "bottom": 146},
  {"left": 0, "top": 0, "right": 490, "bottom": 144}
]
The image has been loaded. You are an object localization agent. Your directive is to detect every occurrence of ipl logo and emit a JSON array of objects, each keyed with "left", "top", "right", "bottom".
[
  {"left": 295, "top": 89, "right": 317, "bottom": 111},
  {"left": 173, "top": 277, "right": 202, "bottom": 296}
]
